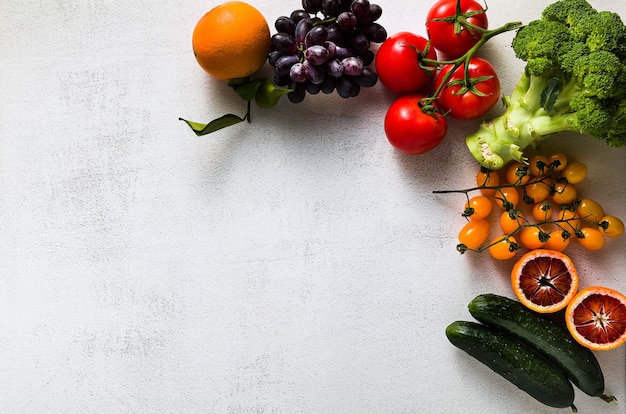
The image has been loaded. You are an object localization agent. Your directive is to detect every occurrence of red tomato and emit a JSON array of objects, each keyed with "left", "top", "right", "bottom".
[
  {"left": 384, "top": 94, "right": 448, "bottom": 154},
  {"left": 426, "top": 0, "right": 488, "bottom": 58},
  {"left": 374, "top": 32, "right": 437, "bottom": 95},
  {"left": 434, "top": 57, "right": 500, "bottom": 120}
]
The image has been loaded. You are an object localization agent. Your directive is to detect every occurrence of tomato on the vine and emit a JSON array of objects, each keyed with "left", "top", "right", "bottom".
[
  {"left": 577, "top": 227, "right": 605, "bottom": 250},
  {"left": 384, "top": 94, "right": 447, "bottom": 154},
  {"left": 458, "top": 218, "right": 490, "bottom": 250},
  {"left": 375, "top": 32, "right": 437, "bottom": 95},
  {"left": 488, "top": 236, "right": 518, "bottom": 260},
  {"left": 434, "top": 57, "right": 500, "bottom": 120},
  {"left": 426, "top": 0, "right": 488, "bottom": 58}
]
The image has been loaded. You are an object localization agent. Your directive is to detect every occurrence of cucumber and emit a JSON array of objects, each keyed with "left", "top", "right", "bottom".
[
  {"left": 468, "top": 293, "right": 614, "bottom": 401},
  {"left": 446, "top": 320, "right": 576, "bottom": 410}
]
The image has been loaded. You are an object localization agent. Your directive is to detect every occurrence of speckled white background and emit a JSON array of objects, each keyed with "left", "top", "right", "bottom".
[{"left": 1, "top": 0, "right": 626, "bottom": 413}]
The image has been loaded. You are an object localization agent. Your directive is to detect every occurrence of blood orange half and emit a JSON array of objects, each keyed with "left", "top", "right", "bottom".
[
  {"left": 565, "top": 286, "right": 626, "bottom": 351},
  {"left": 511, "top": 249, "right": 578, "bottom": 313}
]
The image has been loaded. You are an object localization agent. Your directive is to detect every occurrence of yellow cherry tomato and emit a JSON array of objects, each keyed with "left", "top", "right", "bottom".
[
  {"left": 532, "top": 201, "right": 554, "bottom": 222},
  {"left": 599, "top": 215, "right": 625, "bottom": 238},
  {"left": 557, "top": 208, "right": 580, "bottom": 234},
  {"left": 464, "top": 195, "right": 493, "bottom": 220},
  {"left": 562, "top": 161, "right": 587, "bottom": 184},
  {"left": 495, "top": 187, "right": 521, "bottom": 210},
  {"left": 576, "top": 198, "right": 605, "bottom": 224},
  {"left": 476, "top": 168, "right": 500, "bottom": 196},
  {"left": 528, "top": 155, "right": 550, "bottom": 177},
  {"left": 500, "top": 211, "right": 525, "bottom": 234},
  {"left": 458, "top": 219, "right": 491, "bottom": 250},
  {"left": 543, "top": 229, "right": 571, "bottom": 252},
  {"left": 505, "top": 162, "right": 530, "bottom": 186},
  {"left": 548, "top": 152, "right": 568, "bottom": 172},
  {"left": 488, "top": 236, "right": 519, "bottom": 260},
  {"left": 524, "top": 181, "right": 552, "bottom": 204},
  {"left": 519, "top": 226, "right": 548, "bottom": 250},
  {"left": 552, "top": 181, "right": 577, "bottom": 205},
  {"left": 577, "top": 227, "right": 606, "bottom": 250}
]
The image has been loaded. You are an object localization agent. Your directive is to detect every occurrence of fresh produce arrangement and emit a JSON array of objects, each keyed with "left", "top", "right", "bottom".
[
  {"left": 435, "top": 151, "right": 625, "bottom": 259},
  {"left": 179, "top": 0, "right": 626, "bottom": 411}
]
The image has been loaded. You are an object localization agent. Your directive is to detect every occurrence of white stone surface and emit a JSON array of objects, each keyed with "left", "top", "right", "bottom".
[{"left": 1, "top": 0, "right": 625, "bottom": 413}]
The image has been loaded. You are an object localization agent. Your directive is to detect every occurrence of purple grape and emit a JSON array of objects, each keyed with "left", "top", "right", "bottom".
[
  {"left": 321, "top": 75, "right": 336, "bottom": 94},
  {"left": 336, "top": 75, "right": 359, "bottom": 98},
  {"left": 326, "top": 23, "right": 343, "bottom": 43},
  {"left": 290, "top": 9, "right": 310, "bottom": 23},
  {"left": 288, "top": 81, "right": 306, "bottom": 103},
  {"left": 295, "top": 18, "right": 314, "bottom": 43},
  {"left": 345, "top": 31, "right": 369, "bottom": 54},
  {"left": 303, "top": 61, "right": 324, "bottom": 84},
  {"left": 326, "top": 59, "right": 344, "bottom": 77},
  {"left": 275, "top": 16, "right": 295, "bottom": 35},
  {"left": 334, "top": 45, "right": 351, "bottom": 59},
  {"left": 269, "top": 51, "right": 284, "bottom": 66},
  {"left": 274, "top": 73, "right": 291, "bottom": 87},
  {"left": 350, "top": 0, "right": 370, "bottom": 18},
  {"left": 302, "top": 0, "right": 323, "bottom": 14},
  {"left": 304, "top": 25, "right": 328, "bottom": 47},
  {"left": 322, "top": 0, "right": 344, "bottom": 17},
  {"left": 359, "top": 49, "right": 375, "bottom": 66},
  {"left": 274, "top": 54, "right": 299, "bottom": 77},
  {"left": 358, "top": 3, "right": 382, "bottom": 25},
  {"left": 341, "top": 56, "right": 364, "bottom": 76},
  {"left": 324, "top": 41, "right": 337, "bottom": 58},
  {"left": 305, "top": 45, "right": 330, "bottom": 65},
  {"left": 271, "top": 33, "right": 298, "bottom": 54},
  {"left": 361, "top": 22, "right": 387, "bottom": 43},
  {"left": 290, "top": 62, "right": 308, "bottom": 83},
  {"left": 354, "top": 67, "right": 377, "bottom": 87},
  {"left": 337, "top": 11, "right": 357, "bottom": 31},
  {"left": 339, "top": 0, "right": 353, "bottom": 9},
  {"left": 305, "top": 81, "right": 322, "bottom": 94}
]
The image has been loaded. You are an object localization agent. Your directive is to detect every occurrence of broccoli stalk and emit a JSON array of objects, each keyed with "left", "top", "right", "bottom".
[{"left": 466, "top": 0, "right": 626, "bottom": 170}]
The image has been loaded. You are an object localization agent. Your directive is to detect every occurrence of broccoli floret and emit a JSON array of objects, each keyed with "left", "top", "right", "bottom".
[{"left": 466, "top": 0, "right": 626, "bottom": 169}]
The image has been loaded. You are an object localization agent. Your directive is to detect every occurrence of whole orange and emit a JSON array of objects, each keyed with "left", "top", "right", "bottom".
[{"left": 192, "top": 1, "right": 270, "bottom": 80}]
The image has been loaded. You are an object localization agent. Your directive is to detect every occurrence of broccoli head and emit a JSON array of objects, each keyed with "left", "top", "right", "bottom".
[{"left": 466, "top": 0, "right": 626, "bottom": 170}]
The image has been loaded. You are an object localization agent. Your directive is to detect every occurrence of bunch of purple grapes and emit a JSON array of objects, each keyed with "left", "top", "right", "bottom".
[{"left": 269, "top": 0, "right": 387, "bottom": 103}]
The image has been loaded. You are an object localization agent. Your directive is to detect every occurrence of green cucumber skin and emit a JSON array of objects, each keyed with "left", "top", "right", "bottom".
[
  {"left": 446, "top": 320, "right": 575, "bottom": 409},
  {"left": 468, "top": 293, "right": 604, "bottom": 397}
]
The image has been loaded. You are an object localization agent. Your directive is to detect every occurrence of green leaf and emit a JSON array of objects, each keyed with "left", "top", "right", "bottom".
[
  {"left": 254, "top": 78, "right": 292, "bottom": 109},
  {"left": 232, "top": 79, "right": 262, "bottom": 101},
  {"left": 540, "top": 78, "right": 561, "bottom": 114},
  {"left": 179, "top": 114, "right": 246, "bottom": 136},
  {"left": 227, "top": 77, "right": 250, "bottom": 88}
]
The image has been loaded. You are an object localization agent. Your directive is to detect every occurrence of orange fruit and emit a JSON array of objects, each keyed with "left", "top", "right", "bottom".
[
  {"left": 192, "top": 1, "right": 271, "bottom": 80},
  {"left": 565, "top": 286, "right": 626, "bottom": 351},
  {"left": 511, "top": 249, "right": 578, "bottom": 313}
]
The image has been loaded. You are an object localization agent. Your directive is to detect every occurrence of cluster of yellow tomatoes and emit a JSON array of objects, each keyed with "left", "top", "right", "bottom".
[{"left": 456, "top": 152, "right": 625, "bottom": 260}]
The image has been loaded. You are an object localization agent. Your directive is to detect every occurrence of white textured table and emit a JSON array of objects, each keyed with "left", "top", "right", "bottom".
[{"left": 2, "top": 1, "right": 625, "bottom": 413}]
